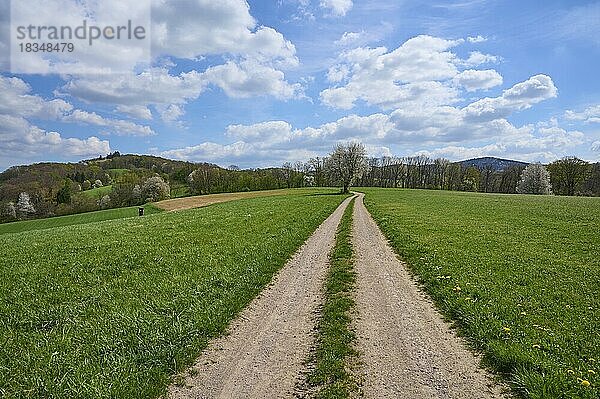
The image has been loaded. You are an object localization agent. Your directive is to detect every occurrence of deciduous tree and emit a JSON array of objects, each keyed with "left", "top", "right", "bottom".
[
  {"left": 16, "top": 192, "right": 35, "bottom": 217},
  {"left": 548, "top": 157, "right": 589, "bottom": 196},
  {"left": 516, "top": 163, "right": 552, "bottom": 195},
  {"left": 324, "top": 142, "right": 368, "bottom": 193},
  {"left": 142, "top": 176, "right": 170, "bottom": 202}
]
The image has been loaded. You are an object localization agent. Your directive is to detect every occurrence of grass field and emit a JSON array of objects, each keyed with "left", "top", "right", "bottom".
[
  {"left": 106, "top": 169, "right": 129, "bottom": 179},
  {"left": 80, "top": 185, "right": 113, "bottom": 199},
  {"left": 307, "top": 197, "right": 358, "bottom": 398},
  {"left": 155, "top": 188, "right": 334, "bottom": 211},
  {"left": 361, "top": 188, "right": 599, "bottom": 398},
  {"left": 0, "top": 189, "right": 345, "bottom": 398},
  {"left": 0, "top": 204, "right": 163, "bottom": 235}
]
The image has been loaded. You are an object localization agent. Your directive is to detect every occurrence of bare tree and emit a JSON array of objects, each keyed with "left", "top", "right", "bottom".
[
  {"left": 324, "top": 142, "right": 369, "bottom": 193},
  {"left": 307, "top": 157, "right": 326, "bottom": 187}
]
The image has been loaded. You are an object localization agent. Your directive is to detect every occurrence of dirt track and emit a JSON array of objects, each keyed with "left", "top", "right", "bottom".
[
  {"left": 351, "top": 193, "right": 505, "bottom": 398},
  {"left": 168, "top": 196, "right": 355, "bottom": 399}
]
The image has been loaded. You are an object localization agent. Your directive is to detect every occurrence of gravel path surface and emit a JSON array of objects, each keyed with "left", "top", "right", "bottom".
[
  {"left": 168, "top": 196, "right": 355, "bottom": 399},
  {"left": 352, "top": 193, "right": 506, "bottom": 399}
]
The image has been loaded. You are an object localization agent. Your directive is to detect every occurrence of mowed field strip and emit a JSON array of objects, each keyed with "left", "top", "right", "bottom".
[
  {"left": 155, "top": 188, "right": 321, "bottom": 211},
  {"left": 0, "top": 189, "right": 346, "bottom": 398}
]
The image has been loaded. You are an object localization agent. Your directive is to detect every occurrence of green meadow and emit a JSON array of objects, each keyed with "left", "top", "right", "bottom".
[
  {"left": 0, "top": 189, "right": 345, "bottom": 398},
  {"left": 361, "top": 188, "right": 599, "bottom": 398},
  {"left": 0, "top": 204, "right": 162, "bottom": 235}
]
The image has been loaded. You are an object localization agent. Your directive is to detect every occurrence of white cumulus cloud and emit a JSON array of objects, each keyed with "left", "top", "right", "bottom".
[
  {"left": 453, "top": 69, "right": 503, "bottom": 92},
  {"left": 565, "top": 105, "right": 600, "bottom": 124},
  {"left": 464, "top": 74, "right": 558, "bottom": 121},
  {"left": 320, "top": 0, "right": 353, "bottom": 16}
]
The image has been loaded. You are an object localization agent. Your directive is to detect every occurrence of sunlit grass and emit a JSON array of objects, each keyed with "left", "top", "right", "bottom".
[
  {"left": 362, "top": 188, "right": 599, "bottom": 398},
  {"left": 0, "top": 204, "right": 162, "bottom": 235},
  {"left": 0, "top": 190, "right": 345, "bottom": 398}
]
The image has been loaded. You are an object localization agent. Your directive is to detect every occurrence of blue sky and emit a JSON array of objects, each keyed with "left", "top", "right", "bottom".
[{"left": 1, "top": 0, "right": 599, "bottom": 171}]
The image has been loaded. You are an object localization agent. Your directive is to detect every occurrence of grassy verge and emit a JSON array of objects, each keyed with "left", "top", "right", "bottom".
[
  {"left": 307, "top": 197, "right": 359, "bottom": 398},
  {"left": 361, "top": 188, "right": 599, "bottom": 398},
  {"left": 0, "top": 204, "right": 163, "bottom": 235},
  {"left": 0, "top": 191, "right": 346, "bottom": 398}
]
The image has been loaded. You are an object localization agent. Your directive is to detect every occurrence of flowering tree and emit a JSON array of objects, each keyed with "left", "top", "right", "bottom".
[
  {"left": 3, "top": 202, "right": 16, "bottom": 220},
  {"left": 98, "top": 195, "right": 111, "bottom": 209},
  {"left": 516, "top": 163, "right": 552, "bottom": 195},
  {"left": 142, "top": 176, "right": 170, "bottom": 202},
  {"left": 324, "top": 142, "right": 369, "bottom": 193},
  {"left": 16, "top": 192, "right": 35, "bottom": 217},
  {"left": 132, "top": 185, "right": 142, "bottom": 205}
]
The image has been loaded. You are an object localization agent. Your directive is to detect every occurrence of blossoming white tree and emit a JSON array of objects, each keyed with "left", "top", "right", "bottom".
[
  {"left": 3, "top": 202, "right": 16, "bottom": 220},
  {"left": 142, "top": 176, "right": 170, "bottom": 202},
  {"left": 324, "top": 142, "right": 369, "bottom": 193},
  {"left": 16, "top": 192, "right": 35, "bottom": 217},
  {"left": 516, "top": 163, "right": 552, "bottom": 195}
]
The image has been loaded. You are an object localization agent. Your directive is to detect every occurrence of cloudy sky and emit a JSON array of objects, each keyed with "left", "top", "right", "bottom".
[{"left": 1, "top": 0, "right": 599, "bottom": 171}]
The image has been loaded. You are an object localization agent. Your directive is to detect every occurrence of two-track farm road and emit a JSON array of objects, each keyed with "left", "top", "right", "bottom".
[
  {"left": 168, "top": 192, "right": 506, "bottom": 399},
  {"left": 352, "top": 193, "right": 505, "bottom": 399},
  {"left": 168, "top": 196, "right": 356, "bottom": 399}
]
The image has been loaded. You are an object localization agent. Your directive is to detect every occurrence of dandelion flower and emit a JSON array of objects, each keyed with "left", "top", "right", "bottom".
[
  {"left": 580, "top": 380, "right": 590, "bottom": 387},
  {"left": 502, "top": 327, "right": 511, "bottom": 333}
]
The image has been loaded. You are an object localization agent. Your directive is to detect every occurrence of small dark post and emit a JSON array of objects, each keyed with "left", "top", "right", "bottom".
[{"left": 138, "top": 207, "right": 144, "bottom": 217}]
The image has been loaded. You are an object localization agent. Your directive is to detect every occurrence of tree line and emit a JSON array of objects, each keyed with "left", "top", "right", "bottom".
[
  {"left": 1, "top": 148, "right": 599, "bottom": 223},
  {"left": 307, "top": 149, "right": 600, "bottom": 197}
]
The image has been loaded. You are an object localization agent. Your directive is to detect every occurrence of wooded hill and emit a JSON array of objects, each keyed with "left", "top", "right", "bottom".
[
  {"left": 0, "top": 152, "right": 304, "bottom": 222},
  {"left": 1, "top": 153, "right": 599, "bottom": 223}
]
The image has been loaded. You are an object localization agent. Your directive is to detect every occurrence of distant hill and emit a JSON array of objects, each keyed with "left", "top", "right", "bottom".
[
  {"left": 0, "top": 153, "right": 217, "bottom": 207},
  {"left": 0, "top": 153, "right": 304, "bottom": 223},
  {"left": 459, "top": 157, "right": 528, "bottom": 172}
]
